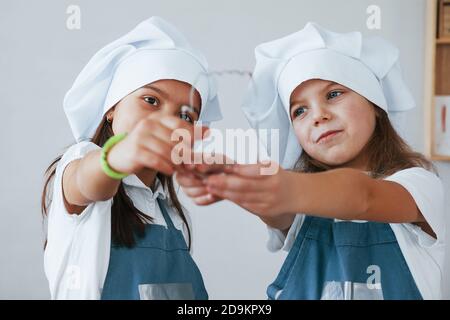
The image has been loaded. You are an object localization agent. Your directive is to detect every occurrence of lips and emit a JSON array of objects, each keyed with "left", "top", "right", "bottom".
[{"left": 316, "top": 130, "right": 343, "bottom": 143}]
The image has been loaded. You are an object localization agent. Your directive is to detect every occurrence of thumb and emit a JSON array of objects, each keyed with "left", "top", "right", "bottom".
[{"left": 225, "top": 161, "right": 280, "bottom": 178}]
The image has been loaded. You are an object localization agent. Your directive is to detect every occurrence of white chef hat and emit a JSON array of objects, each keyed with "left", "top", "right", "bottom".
[
  {"left": 242, "top": 22, "right": 415, "bottom": 169},
  {"left": 64, "top": 16, "right": 222, "bottom": 142}
]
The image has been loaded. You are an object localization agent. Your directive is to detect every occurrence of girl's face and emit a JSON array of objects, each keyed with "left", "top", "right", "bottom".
[
  {"left": 289, "top": 79, "right": 376, "bottom": 168},
  {"left": 108, "top": 79, "right": 202, "bottom": 133}
]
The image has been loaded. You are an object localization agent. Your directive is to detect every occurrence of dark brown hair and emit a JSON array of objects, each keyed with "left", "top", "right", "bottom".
[
  {"left": 41, "top": 115, "right": 191, "bottom": 249},
  {"left": 294, "top": 105, "right": 435, "bottom": 178}
]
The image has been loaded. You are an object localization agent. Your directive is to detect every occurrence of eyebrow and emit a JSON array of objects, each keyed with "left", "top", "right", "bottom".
[
  {"left": 322, "top": 82, "right": 340, "bottom": 92},
  {"left": 142, "top": 85, "right": 200, "bottom": 115},
  {"left": 142, "top": 85, "right": 169, "bottom": 98},
  {"left": 290, "top": 82, "right": 341, "bottom": 108}
]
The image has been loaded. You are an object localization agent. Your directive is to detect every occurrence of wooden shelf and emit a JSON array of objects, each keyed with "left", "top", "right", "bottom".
[
  {"left": 437, "top": 38, "right": 450, "bottom": 44},
  {"left": 424, "top": 1, "right": 450, "bottom": 161},
  {"left": 431, "top": 155, "right": 450, "bottom": 161}
]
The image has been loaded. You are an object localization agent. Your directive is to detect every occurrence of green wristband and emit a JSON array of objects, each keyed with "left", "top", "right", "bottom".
[{"left": 100, "top": 133, "right": 128, "bottom": 180}]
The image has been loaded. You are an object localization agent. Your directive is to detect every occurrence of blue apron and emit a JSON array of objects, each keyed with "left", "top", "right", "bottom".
[
  {"left": 101, "top": 198, "right": 208, "bottom": 300},
  {"left": 267, "top": 216, "right": 422, "bottom": 300}
]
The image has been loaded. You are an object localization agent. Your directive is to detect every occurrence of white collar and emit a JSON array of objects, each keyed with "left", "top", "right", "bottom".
[{"left": 122, "top": 175, "right": 167, "bottom": 200}]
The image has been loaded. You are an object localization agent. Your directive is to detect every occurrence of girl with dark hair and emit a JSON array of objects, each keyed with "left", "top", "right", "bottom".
[{"left": 42, "top": 16, "right": 221, "bottom": 300}]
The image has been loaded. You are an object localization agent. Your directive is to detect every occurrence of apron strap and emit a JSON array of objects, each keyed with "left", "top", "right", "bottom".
[{"left": 157, "top": 197, "right": 176, "bottom": 230}]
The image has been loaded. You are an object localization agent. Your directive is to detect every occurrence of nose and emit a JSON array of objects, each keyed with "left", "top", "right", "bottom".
[{"left": 311, "top": 106, "right": 331, "bottom": 126}]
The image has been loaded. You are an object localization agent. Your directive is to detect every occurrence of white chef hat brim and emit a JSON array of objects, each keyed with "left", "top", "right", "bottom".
[
  {"left": 63, "top": 16, "right": 221, "bottom": 142},
  {"left": 278, "top": 49, "right": 388, "bottom": 114},
  {"left": 243, "top": 22, "right": 416, "bottom": 169},
  {"left": 103, "top": 50, "right": 210, "bottom": 113}
]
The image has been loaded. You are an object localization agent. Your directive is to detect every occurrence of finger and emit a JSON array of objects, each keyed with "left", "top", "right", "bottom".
[
  {"left": 182, "top": 152, "right": 205, "bottom": 169},
  {"left": 203, "top": 153, "right": 235, "bottom": 165},
  {"left": 190, "top": 153, "right": 235, "bottom": 174},
  {"left": 176, "top": 163, "right": 210, "bottom": 180},
  {"left": 158, "top": 115, "right": 195, "bottom": 136},
  {"left": 136, "top": 150, "right": 175, "bottom": 176},
  {"left": 193, "top": 193, "right": 222, "bottom": 206},
  {"left": 138, "top": 135, "right": 177, "bottom": 164},
  {"left": 206, "top": 186, "right": 263, "bottom": 203},
  {"left": 183, "top": 186, "right": 209, "bottom": 198},
  {"left": 182, "top": 163, "right": 196, "bottom": 171},
  {"left": 147, "top": 115, "right": 196, "bottom": 149},
  {"left": 143, "top": 134, "right": 196, "bottom": 171},
  {"left": 175, "top": 172, "right": 205, "bottom": 188},
  {"left": 225, "top": 161, "right": 279, "bottom": 178},
  {"left": 204, "top": 173, "right": 265, "bottom": 192},
  {"left": 179, "top": 153, "right": 226, "bottom": 174},
  {"left": 138, "top": 117, "right": 187, "bottom": 149},
  {"left": 193, "top": 162, "right": 229, "bottom": 175},
  {"left": 139, "top": 119, "right": 173, "bottom": 142}
]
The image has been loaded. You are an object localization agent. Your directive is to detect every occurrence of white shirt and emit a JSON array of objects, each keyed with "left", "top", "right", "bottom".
[
  {"left": 44, "top": 141, "right": 190, "bottom": 300},
  {"left": 267, "top": 167, "right": 446, "bottom": 300}
]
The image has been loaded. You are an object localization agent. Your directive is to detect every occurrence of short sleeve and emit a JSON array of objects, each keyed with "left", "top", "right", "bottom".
[
  {"left": 57, "top": 141, "right": 101, "bottom": 177},
  {"left": 53, "top": 141, "right": 102, "bottom": 218},
  {"left": 384, "top": 167, "right": 446, "bottom": 247},
  {"left": 266, "top": 214, "right": 305, "bottom": 252}
]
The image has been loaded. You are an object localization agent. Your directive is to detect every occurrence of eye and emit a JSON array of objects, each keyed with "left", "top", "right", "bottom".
[
  {"left": 327, "top": 90, "right": 343, "bottom": 100},
  {"left": 291, "top": 106, "right": 307, "bottom": 120},
  {"left": 143, "top": 96, "right": 159, "bottom": 106},
  {"left": 179, "top": 105, "right": 197, "bottom": 124},
  {"left": 180, "top": 113, "right": 193, "bottom": 123}
]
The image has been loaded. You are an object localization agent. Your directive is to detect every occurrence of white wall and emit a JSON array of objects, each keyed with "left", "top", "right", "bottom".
[{"left": 0, "top": 0, "right": 448, "bottom": 299}]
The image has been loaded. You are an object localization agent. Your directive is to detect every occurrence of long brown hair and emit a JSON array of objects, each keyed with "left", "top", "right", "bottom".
[
  {"left": 294, "top": 105, "right": 435, "bottom": 178},
  {"left": 41, "top": 115, "right": 191, "bottom": 249}
]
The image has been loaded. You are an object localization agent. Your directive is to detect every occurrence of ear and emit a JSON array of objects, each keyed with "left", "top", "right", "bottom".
[{"left": 106, "top": 106, "right": 116, "bottom": 122}]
